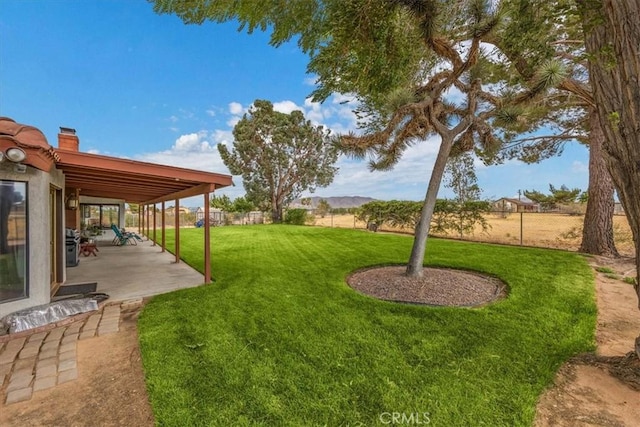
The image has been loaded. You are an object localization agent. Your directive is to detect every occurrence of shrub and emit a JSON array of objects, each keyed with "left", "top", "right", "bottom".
[
  {"left": 284, "top": 208, "right": 309, "bottom": 225},
  {"left": 356, "top": 199, "right": 491, "bottom": 235}
]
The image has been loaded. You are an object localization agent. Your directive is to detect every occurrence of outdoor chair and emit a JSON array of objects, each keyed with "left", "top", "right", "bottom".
[
  {"left": 110, "top": 224, "right": 139, "bottom": 246},
  {"left": 123, "top": 227, "right": 144, "bottom": 242}
]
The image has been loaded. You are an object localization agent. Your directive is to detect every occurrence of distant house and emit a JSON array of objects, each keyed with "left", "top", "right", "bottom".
[{"left": 493, "top": 198, "right": 540, "bottom": 213}]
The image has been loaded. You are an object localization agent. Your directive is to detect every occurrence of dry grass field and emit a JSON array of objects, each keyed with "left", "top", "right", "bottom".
[{"left": 312, "top": 213, "right": 635, "bottom": 256}]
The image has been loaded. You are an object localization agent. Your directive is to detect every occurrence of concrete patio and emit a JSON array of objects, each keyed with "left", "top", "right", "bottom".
[{"left": 64, "top": 233, "right": 205, "bottom": 301}]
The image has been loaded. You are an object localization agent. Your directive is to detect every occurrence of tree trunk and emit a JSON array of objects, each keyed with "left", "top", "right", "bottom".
[
  {"left": 271, "top": 192, "right": 283, "bottom": 223},
  {"left": 580, "top": 0, "right": 640, "bottom": 358},
  {"left": 579, "top": 109, "right": 619, "bottom": 257},
  {"left": 406, "top": 135, "right": 455, "bottom": 277},
  {"left": 272, "top": 206, "right": 282, "bottom": 223}
]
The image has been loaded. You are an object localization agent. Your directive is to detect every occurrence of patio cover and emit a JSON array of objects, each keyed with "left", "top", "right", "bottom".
[
  {"left": 55, "top": 149, "right": 233, "bottom": 204},
  {"left": 54, "top": 147, "right": 232, "bottom": 285}
]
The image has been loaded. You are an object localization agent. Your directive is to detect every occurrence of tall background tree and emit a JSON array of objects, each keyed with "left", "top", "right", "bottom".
[
  {"left": 489, "top": 0, "right": 618, "bottom": 257},
  {"left": 218, "top": 99, "right": 338, "bottom": 223},
  {"left": 577, "top": 0, "right": 640, "bottom": 357}
]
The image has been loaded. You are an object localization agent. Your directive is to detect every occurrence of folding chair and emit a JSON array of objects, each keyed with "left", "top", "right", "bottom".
[{"left": 111, "top": 224, "right": 138, "bottom": 245}]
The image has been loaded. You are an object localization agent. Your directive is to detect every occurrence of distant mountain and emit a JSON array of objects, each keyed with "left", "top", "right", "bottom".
[{"left": 290, "top": 196, "right": 376, "bottom": 209}]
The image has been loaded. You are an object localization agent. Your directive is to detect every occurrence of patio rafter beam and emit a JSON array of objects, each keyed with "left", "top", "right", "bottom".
[
  {"left": 142, "top": 183, "right": 218, "bottom": 205},
  {"left": 63, "top": 172, "right": 190, "bottom": 190}
]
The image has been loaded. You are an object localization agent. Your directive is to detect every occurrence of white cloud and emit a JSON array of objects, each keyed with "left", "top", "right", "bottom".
[
  {"left": 303, "top": 98, "right": 326, "bottom": 123},
  {"left": 211, "top": 129, "right": 233, "bottom": 145},
  {"left": 229, "top": 102, "right": 244, "bottom": 115},
  {"left": 205, "top": 109, "right": 216, "bottom": 117},
  {"left": 272, "top": 100, "right": 302, "bottom": 114},
  {"left": 172, "top": 131, "right": 211, "bottom": 152}
]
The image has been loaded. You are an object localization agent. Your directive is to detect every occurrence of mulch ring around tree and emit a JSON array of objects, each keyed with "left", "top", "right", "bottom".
[{"left": 347, "top": 265, "right": 507, "bottom": 307}]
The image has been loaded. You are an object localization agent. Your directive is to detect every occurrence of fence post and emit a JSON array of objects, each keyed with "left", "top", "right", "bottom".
[{"left": 520, "top": 212, "right": 523, "bottom": 246}]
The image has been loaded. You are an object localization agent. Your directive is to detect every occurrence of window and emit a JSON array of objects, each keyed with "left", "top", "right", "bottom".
[
  {"left": 0, "top": 181, "right": 27, "bottom": 303},
  {"left": 81, "top": 204, "right": 120, "bottom": 230}
]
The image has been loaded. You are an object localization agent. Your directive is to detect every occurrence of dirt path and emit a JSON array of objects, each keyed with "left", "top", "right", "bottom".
[
  {"left": 535, "top": 256, "right": 640, "bottom": 426},
  {"left": 1, "top": 256, "right": 639, "bottom": 426}
]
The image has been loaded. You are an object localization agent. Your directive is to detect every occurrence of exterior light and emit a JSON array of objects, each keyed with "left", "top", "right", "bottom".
[
  {"left": 5, "top": 147, "right": 27, "bottom": 163},
  {"left": 67, "top": 193, "right": 79, "bottom": 210}
]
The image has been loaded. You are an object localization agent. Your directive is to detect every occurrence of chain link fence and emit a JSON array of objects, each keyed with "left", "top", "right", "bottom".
[
  {"left": 312, "top": 211, "right": 635, "bottom": 257},
  {"left": 125, "top": 210, "right": 265, "bottom": 229},
  {"left": 126, "top": 208, "right": 633, "bottom": 256}
]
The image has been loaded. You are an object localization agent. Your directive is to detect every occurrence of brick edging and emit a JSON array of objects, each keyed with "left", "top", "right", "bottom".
[{"left": 0, "top": 299, "right": 145, "bottom": 345}]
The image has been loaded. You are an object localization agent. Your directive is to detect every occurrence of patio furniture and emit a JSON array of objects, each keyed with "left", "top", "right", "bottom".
[
  {"left": 111, "top": 224, "right": 138, "bottom": 246},
  {"left": 127, "top": 229, "right": 144, "bottom": 242},
  {"left": 80, "top": 240, "right": 99, "bottom": 256}
]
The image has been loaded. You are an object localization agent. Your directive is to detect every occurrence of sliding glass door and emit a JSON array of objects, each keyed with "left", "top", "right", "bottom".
[
  {"left": 0, "top": 180, "right": 27, "bottom": 303},
  {"left": 81, "top": 204, "right": 120, "bottom": 231}
]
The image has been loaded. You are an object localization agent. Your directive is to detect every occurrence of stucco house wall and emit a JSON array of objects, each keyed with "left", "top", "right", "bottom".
[{"left": 0, "top": 163, "right": 65, "bottom": 318}]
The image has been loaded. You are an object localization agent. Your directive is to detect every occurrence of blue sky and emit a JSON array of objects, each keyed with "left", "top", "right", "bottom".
[{"left": 0, "top": 0, "right": 589, "bottom": 206}]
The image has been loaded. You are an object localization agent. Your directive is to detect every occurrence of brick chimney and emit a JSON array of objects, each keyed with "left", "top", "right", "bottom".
[{"left": 58, "top": 127, "right": 79, "bottom": 151}]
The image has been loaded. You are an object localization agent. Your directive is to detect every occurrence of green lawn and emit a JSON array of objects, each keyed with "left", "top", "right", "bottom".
[{"left": 138, "top": 225, "right": 596, "bottom": 426}]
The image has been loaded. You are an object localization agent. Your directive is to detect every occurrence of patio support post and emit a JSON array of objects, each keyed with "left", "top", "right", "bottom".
[
  {"left": 138, "top": 206, "right": 142, "bottom": 235},
  {"left": 161, "top": 201, "right": 166, "bottom": 253},
  {"left": 174, "top": 198, "right": 180, "bottom": 263},
  {"left": 152, "top": 203, "right": 156, "bottom": 246},
  {"left": 204, "top": 192, "right": 211, "bottom": 283},
  {"left": 146, "top": 204, "right": 150, "bottom": 241}
]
